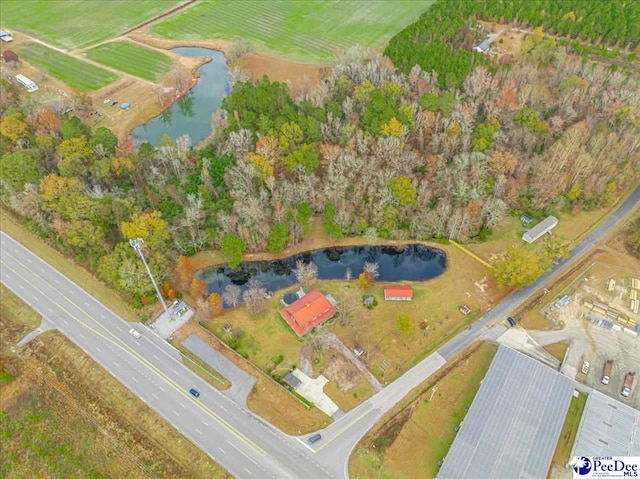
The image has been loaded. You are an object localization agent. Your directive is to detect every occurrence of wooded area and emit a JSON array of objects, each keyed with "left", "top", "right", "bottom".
[{"left": 1, "top": 2, "right": 639, "bottom": 303}]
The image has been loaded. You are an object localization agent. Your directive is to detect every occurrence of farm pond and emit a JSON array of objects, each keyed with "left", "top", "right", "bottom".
[
  {"left": 196, "top": 244, "right": 447, "bottom": 304},
  {"left": 132, "top": 47, "right": 229, "bottom": 146}
]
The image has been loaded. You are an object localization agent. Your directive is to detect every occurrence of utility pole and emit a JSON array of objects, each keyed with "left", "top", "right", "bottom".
[{"left": 129, "top": 238, "right": 173, "bottom": 320}]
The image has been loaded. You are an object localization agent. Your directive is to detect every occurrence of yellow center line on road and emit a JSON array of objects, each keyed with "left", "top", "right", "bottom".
[
  {"left": 0, "top": 254, "right": 267, "bottom": 457},
  {"left": 314, "top": 404, "right": 375, "bottom": 452}
]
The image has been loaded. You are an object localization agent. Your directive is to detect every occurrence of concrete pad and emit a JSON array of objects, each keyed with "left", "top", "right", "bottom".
[
  {"left": 149, "top": 303, "right": 193, "bottom": 339},
  {"left": 291, "top": 369, "right": 341, "bottom": 417},
  {"left": 497, "top": 327, "right": 560, "bottom": 369}
]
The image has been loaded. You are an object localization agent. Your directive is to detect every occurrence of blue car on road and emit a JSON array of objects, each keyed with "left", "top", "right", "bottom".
[{"left": 189, "top": 388, "right": 200, "bottom": 397}]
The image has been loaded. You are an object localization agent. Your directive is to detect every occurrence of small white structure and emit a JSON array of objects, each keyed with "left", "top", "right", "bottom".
[
  {"left": 0, "top": 30, "right": 13, "bottom": 42},
  {"left": 522, "top": 216, "right": 558, "bottom": 243},
  {"left": 15, "top": 74, "right": 38, "bottom": 93}
]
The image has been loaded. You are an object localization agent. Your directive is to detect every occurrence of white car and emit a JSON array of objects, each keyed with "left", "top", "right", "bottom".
[
  {"left": 582, "top": 361, "right": 590, "bottom": 375},
  {"left": 129, "top": 328, "right": 142, "bottom": 339}
]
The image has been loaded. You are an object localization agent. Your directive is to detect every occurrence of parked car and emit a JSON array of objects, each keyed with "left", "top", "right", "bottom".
[
  {"left": 582, "top": 361, "right": 590, "bottom": 375},
  {"left": 189, "top": 388, "right": 200, "bottom": 398},
  {"left": 308, "top": 433, "right": 322, "bottom": 444},
  {"left": 129, "top": 328, "right": 141, "bottom": 339},
  {"left": 507, "top": 316, "right": 516, "bottom": 327}
]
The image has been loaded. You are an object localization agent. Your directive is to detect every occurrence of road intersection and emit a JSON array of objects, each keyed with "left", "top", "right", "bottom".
[{"left": 1, "top": 184, "right": 638, "bottom": 478}]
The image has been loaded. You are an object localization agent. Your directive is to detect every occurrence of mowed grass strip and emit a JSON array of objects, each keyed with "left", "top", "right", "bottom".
[
  {"left": 152, "top": 0, "right": 432, "bottom": 62},
  {"left": 1, "top": 0, "right": 183, "bottom": 50},
  {"left": 19, "top": 42, "right": 118, "bottom": 91},
  {"left": 86, "top": 42, "right": 171, "bottom": 81}
]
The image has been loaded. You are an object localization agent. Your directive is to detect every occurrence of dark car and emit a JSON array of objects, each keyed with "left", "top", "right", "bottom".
[
  {"left": 189, "top": 388, "right": 200, "bottom": 398},
  {"left": 307, "top": 433, "right": 322, "bottom": 444},
  {"left": 507, "top": 316, "right": 516, "bottom": 327}
]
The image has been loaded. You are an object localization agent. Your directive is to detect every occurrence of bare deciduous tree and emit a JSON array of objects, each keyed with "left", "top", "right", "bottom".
[{"left": 222, "top": 284, "right": 242, "bottom": 307}]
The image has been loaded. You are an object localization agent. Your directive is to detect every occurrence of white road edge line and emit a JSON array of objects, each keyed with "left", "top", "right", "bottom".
[{"left": 226, "top": 440, "right": 257, "bottom": 465}]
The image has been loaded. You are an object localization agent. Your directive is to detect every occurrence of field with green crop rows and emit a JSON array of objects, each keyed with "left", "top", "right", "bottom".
[
  {"left": 19, "top": 43, "right": 118, "bottom": 91},
  {"left": 152, "top": 0, "right": 432, "bottom": 62},
  {"left": 86, "top": 42, "right": 171, "bottom": 81},
  {"left": 1, "top": 0, "right": 183, "bottom": 50}
]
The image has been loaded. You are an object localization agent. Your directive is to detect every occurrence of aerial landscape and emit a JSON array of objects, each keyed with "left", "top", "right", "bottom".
[{"left": 1, "top": 1, "right": 639, "bottom": 478}]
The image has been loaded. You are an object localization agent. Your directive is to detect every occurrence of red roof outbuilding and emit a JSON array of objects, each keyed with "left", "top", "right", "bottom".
[
  {"left": 384, "top": 285, "right": 413, "bottom": 301},
  {"left": 279, "top": 289, "right": 337, "bottom": 336}
]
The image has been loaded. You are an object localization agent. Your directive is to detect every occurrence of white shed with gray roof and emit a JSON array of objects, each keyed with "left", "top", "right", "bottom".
[
  {"left": 436, "top": 345, "right": 575, "bottom": 479},
  {"left": 523, "top": 215, "right": 558, "bottom": 243}
]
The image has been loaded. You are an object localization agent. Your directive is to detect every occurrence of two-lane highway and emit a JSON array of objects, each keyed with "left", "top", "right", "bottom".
[{"left": 0, "top": 233, "right": 337, "bottom": 479}]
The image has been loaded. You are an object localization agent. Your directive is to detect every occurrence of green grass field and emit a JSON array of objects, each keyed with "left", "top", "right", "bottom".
[
  {"left": 19, "top": 43, "right": 118, "bottom": 91},
  {"left": 86, "top": 42, "right": 171, "bottom": 81},
  {"left": 152, "top": 0, "right": 432, "bottom": 62},
  {"left": 0, "top": 0, "right": 183, "bottom": 50}
]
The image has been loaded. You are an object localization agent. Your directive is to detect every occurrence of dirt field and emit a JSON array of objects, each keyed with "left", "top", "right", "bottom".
[
  {"left": 349, "top": 341, "right": 498, "bottom": 479},
  {"left": 0, "top": 285, "right": 230, "bottom": 479}
]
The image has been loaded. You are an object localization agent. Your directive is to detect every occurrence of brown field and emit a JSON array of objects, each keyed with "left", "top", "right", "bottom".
[
  {"left": 543, "top": 342, "right": 570, "bottom": 362},
  {"left": 349, "top": 341, "right": 498, "bottom": 479},
  {"left": 0, "top": 285, "right": 230, "bottom": 479}
]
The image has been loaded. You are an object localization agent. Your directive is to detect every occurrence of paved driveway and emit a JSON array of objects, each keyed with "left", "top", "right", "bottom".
[{"left": 182, "top": 334, "right": 256, "bottom": 407}]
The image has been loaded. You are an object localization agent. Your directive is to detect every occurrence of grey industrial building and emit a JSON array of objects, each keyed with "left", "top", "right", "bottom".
[
  {"left": 571, "top": 390, "right": 640, "bottom": 457},
  {"left": 436, "top": 345, "right": 575, "bottom": 479}
]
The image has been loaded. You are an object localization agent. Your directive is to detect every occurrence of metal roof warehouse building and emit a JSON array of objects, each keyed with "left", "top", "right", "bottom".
[
  {"left": 436, "top": 345, "right": 575, "bottom": 479},
  {"left": 571, "top": 390, "right": 640, "bottom": 457}
]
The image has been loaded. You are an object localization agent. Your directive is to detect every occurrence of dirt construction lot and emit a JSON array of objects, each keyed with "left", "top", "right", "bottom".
[{"left": 530, "top": 261, "right": 640, "bottom": 409}]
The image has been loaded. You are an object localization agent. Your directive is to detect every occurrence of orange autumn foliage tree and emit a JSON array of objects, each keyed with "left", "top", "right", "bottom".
[
  {"left": 189, "top": 278, "right": 209, "bottom": 300},
  {"left": 173, "top": 255, "right": 195, "bottom": 291},
  {"left": 207, "top": 293, "right": 223, "bottom": 317}
]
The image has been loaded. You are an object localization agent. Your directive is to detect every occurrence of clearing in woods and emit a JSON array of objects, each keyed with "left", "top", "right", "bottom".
[
  {"left": 0, "top": 0, "right": 184, "bottom": 49},
  {"left": 151, "top": 0, "right": 433, "bottom": 62},
  {"left": 86, "top": 41, "right": 172, "bottom": 81}
]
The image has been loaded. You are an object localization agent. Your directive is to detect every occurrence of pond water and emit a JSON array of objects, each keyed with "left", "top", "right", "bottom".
[
  {"left": 196, "top": 245, "right": 447, "bottom": 304},
  {"left": 131, "top": 47, "right": 229, "bottom": 146}
]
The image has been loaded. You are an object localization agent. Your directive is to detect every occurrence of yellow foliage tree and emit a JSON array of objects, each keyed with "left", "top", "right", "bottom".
[
  {"left": 354, "top": 80, "right": 375, "bottom": 105},
  {"left": 380, "top": 117, "right": 406, "bottom": 137},
  {"left": 189, "top": 278, "right": 209, "bottom": 300},
  {"left": 207, "top": 293, "right": 223, "bottom": 317},
  {"left": 39, "top": 174, "right": 83, "bottom": 212},
  {"left": 278, "top": 122, "right": 303, "bottom": 152},
  {"left": 244, "top": 152, "right": 274, "bottom": 179},
  {"left": 111, "top": 156, "right": 135, "bottom": 177},
  {"left": 0, "top": 115, "right": 28, "bottom": 142},
  {"left": 491, "top": 246, "right": 545, "bottom": 289},
  {"left": 121, "top": 211, "right": 169, "bottom": 250}
]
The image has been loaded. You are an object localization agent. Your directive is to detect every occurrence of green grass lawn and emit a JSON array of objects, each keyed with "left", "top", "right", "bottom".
[
  {"left": 86, "top": 42, "right": 171, "bottom": 81},
  {"left": 1, "top": 0, "right": 183, "bottom": 50},
  {"left": 19, "top": 42, "right": 118, "bottom": 91},
  {"left": 152, "top": 0, "right": 433, "bottom": 62}
]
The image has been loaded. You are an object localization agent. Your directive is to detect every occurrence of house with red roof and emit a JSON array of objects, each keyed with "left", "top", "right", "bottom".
[
  {"left": 384, "top": 285, "right": 413, "bottom": 301},
  {"left": 279, "top": 289, "right": 337, "bottom": 337}
]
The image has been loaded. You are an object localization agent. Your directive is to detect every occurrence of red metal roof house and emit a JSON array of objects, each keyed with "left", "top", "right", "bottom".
[
  {"left": 384, "top": 285, "right": 413, "bottom": 301},
  {"left": 279, "top": 289, "right": 337, "bottom": 336}
]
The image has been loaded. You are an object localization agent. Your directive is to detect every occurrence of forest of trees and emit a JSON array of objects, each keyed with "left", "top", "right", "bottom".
[
  {"left": 385, "top": 0, "right": 640, "bottom": 89},
  {"left": 1, "top": 13, "right": 639, "bottom": 303}
]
